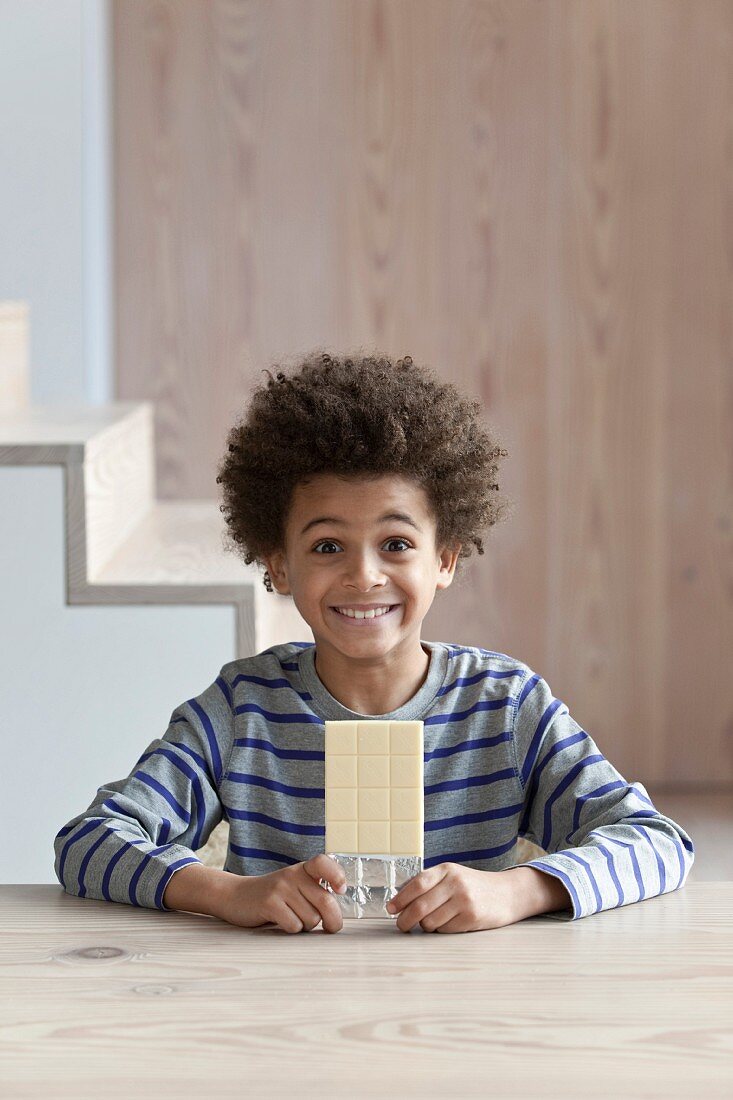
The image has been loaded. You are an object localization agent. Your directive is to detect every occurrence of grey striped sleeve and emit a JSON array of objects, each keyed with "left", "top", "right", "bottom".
[
  {"left": 53, "top": 670, "right": 234, "bottom": 911},
  {"left": 511, "top": 667, "right": 696, "bottom": 920}
]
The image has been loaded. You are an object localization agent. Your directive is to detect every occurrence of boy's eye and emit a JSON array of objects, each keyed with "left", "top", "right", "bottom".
[{"left": 313, "top": 538, "right": 412, "bottom": 554}]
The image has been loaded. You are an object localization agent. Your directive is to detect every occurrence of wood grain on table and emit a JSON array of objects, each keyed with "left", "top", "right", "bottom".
[{"left": 0, "top": 883, "right": 731, "bottom": 1099}]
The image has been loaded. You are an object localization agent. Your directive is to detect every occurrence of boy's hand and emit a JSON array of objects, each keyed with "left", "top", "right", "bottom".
[
  {"left": 385, "top": 862, "right": 517, "bottom": 933},
  {"left": 217, "top": 854, "right": 348, "bottom": 934}
]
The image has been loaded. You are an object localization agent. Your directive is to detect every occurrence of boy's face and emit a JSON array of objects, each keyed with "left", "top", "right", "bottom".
[{"left": 262, "top": 473, "right": 461, "bottom": 659}]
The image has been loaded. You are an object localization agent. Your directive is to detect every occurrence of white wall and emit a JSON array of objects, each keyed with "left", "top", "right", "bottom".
[
  {"left": 0, "top": 0, "right": 112, "bottom": 405},
  {"left": 0, "top": 4, "right": 242, "bottom": 886},
  {"left": 0, "top": 465, "right": 235, "bottom": 883}
]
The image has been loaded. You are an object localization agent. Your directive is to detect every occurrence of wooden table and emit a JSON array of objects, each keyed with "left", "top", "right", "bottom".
[{"left": 1, "top": 883, "right": 731, "bottom": 1098}]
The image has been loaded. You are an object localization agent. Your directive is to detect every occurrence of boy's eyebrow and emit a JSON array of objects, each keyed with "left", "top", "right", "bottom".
[{"left": 300, "top": 512, "right": 423, "bottom": 535}]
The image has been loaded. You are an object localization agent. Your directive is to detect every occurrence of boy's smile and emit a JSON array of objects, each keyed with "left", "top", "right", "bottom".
[{"left": 262, "top": 473, "right": 461, "bottom": 714}]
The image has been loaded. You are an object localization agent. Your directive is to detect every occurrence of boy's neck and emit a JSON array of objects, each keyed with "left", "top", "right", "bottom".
[{"left": 314, "top": 642, "right": 430, "bottom": 716}]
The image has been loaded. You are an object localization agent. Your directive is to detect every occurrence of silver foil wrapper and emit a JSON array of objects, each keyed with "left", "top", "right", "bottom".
[{"left": 320, "top": 852, "right": 423, "bottom": 919}]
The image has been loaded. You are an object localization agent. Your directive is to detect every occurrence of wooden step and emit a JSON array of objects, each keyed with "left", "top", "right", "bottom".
[{"left": 0, "top": 399, "right": 313, "bottom": 656}]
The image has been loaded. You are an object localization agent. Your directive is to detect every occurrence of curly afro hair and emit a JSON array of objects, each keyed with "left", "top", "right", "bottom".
[{"left": 216, "top": 349, "right": 514, "bottom": 592}]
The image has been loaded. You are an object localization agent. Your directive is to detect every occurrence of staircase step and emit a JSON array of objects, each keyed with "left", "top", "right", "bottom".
[
  {"left": 0, "top": 399, "right": 313, "bottom": 655},
  {"left": 93, "top": 499, "right": 254, "bottom": 586}
]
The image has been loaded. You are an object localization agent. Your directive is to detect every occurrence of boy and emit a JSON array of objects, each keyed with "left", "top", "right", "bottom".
[{"left": 54, "top": 351, "right": 695, "bottom": 934}]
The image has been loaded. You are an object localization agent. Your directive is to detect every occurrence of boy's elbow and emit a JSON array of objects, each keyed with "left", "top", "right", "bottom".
[
  {"left": 674, "top": 821, "right": 696, "bottom": 872},
  {"left": 53, "top": 825, "right": 82, "bottom": 897},
  {"left": 669, "top": 824, "right": 695, "bottom": 892},
  {"left": 53, "top": 839, "right": 72, "bottom": 896}
]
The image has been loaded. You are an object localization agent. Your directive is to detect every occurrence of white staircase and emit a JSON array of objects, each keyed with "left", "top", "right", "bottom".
[
  {"left": 0, "top": 301, "right": 312, "bottom": 883},
  {"left": 0, "top": 301, "right": 313, "bottom": 658}
]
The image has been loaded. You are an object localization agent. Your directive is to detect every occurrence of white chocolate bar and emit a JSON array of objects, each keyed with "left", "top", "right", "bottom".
[{"left": 324, "top": 720, "right": 424, "bottom": 857}]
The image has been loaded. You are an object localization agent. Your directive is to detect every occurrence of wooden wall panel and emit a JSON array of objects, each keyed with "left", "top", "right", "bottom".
[{"left": 113, "top": 0, "right": 733, "bottom": 787}]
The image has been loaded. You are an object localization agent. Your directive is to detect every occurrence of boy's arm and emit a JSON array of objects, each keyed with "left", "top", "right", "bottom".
[
  {"left": 505, "top": 865, "right": 574, "bottom": 919},
  {"left": 161, "top": 862, "right": 243, "bottom": 916},
  {"left": 509, "top": 666, "right": 696, "bottom": 921},
  {"left": 53, "top": 670, "right": 234, "bottom": 911}
]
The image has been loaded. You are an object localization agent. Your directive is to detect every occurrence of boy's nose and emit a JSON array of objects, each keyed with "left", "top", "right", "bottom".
[{"left": 342, "top": 561, "right": 388, "bottom": 586}]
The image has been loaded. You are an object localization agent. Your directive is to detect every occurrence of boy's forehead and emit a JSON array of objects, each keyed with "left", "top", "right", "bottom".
[{"left": 290, "top": 473, "right": 430, "bottom": 520}]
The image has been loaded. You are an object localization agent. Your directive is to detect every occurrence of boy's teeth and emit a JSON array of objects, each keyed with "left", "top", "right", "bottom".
[{"left": 336, "top": 606, "right": 391, "bottom": 618}]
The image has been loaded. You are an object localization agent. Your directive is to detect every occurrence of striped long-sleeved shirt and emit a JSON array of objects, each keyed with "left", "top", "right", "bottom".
[{"left": 54, "top": 640, "right": 695, "bottom": 920}]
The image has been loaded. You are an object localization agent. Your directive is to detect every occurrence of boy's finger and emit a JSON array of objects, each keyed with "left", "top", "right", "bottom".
[
  {"left": 318, "top": 876, "right": 348, "bottom": 894},
  {"left": 300, "top": 879, "right": 345, "bottom": 932},
  {"left": 387, "top": 883, "right": 412, "bottom": 910},
  {"left": 303, "top": 853, "right": 336, "bottom": 878},
  {"left": 304, "top": 854, "right": 347, "bottom": 892},
  {"left": 387, "top": 869, "right": 428, "bottom": 912}
]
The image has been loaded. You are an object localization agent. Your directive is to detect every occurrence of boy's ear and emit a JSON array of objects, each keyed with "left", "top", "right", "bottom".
[
  {"left": 263, "top": 549, "right": 291, "bottom": 595},
  {"left": 435, "top": 543, "right": 462, "bottom": 590}
]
